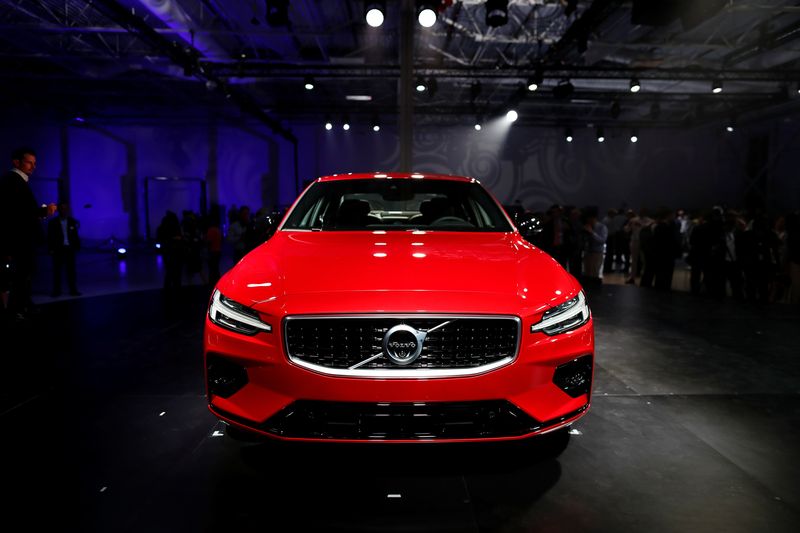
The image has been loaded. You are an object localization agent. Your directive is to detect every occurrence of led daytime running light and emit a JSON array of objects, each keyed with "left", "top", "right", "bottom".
[
  {"left": 209, "top": 290, "right": 272, "bottom": 335},
  {"left": 531, "top": 291, "right": 590, "bottom": 335}
]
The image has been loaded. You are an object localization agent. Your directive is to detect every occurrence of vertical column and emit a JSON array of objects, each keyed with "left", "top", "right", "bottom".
[
  {"left": 59, "top": 124, "right": 70, "bottom": 204},
  {"left": 399, "top": 0, "right": 414, "bottom": 172},
  {"left": 207, "top": 120, "right": 219, "bottom": 209}
]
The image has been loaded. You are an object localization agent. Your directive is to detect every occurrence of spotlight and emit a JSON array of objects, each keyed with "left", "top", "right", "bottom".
[
  {"left": 116, "top": 247, "right": 127, "bottom": 256},
  {"left": 474, "top": 123, "right": 482, "bottom": 131},
  {"left": 712, "top": 79, "right": 723, "bottom": 94},
  {"left": 372, "top": 115, "right": 380, "bottom": 132},
  {"left": 417, "top": 1, "right": 437, "bottom": 28},
  {"left": 155, "top": 243, "right": 162, "bottom": 250},
  {"left": 630, "top": 77, "right": 641, "bottom": 93},
  {"left": 415, "top": 77, "right": 427, "bottom": 92},
  {"left": 325, "top": 121, "right": 333, "bottom": 130},
  {"left": 596, "top": 127, "right": 605, "bottom": 143},
  {"left": 485, "top": 0, "right": 509, "bottom": 28},
  {"left": 553, "top": 79, "right": 574, "bottom": 100},
  {"left": 266, "top": 0, "right": 290, "bottom": 27},
  {"left": 630, "top": 130, "right": 638, "bottom": 143},
  {"left": 342, "top": 115, "right": 350, "bottom": 131},
  {"left": 528, "top": 66, "right": 544, "bottom": 92},
  {"left": 506, "top": 109, "right": 518, "bottom": 122},
  {"left": 365, "top": 2, "right": 385, "bottom": 28},
  {"left": 304, "top": 76, "right": 315, "bottom": 90},
  {"left": 565, "top": 128, "right": 573, "bottom": 143},
  {"left": 725, "top": 119, "right": 735, "bottom": 133}
]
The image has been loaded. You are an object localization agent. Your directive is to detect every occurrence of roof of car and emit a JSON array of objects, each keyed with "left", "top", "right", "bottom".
[{"left": 316, "top": 172, "right": 476, "bottom": 183}]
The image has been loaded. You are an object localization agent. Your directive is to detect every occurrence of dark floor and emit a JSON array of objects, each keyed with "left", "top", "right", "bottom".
[{"left": 2, "top": 249, "right": 799, "bottom": 532}]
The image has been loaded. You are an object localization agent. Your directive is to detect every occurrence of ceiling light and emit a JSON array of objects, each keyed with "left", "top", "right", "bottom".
[
  {"left": 342, "top": 115, "right": 350, "bottom": 131},
  {"left": 485, "top": 0, "right": 509, "bottom": 28},
  {"left": 372, "top": 115, "right": 380, "bottom": 132},
  {"left": 712, "top": 79, "right": 723, "bottom": 94},
  {"left": 365, "top": 2, "right": 385, "bottom": 27},
  {"left": 417, "top": 1, "right": 437, "bottom": 28},
  {"left": 474, "top": 115, "right": 483, "bottom": 131},
  {"left": 528, "top": 67, "right": 544, "bottom": 92},
  {"left": 725, "top": 118, "right": 735, "bottom": 132},
  {"left": 304, "top": 76, "right": 314, "bottom": 90},
  {"left": 630, "top": 130, "right": 638, "bottom": 143},
  {"left": 325, "top": 122, "right": 333, "bottom": 131},
  {"left": 596, "top": 127, "right": 605, "bottom": 143},
  {"left": 553, "top": 79, "right": 574, "bottom": 100},
  {"left": 506, "top": 109, "right": 518, "bottom": 122},
  {"left": 415, "top": 77, "right": 427, "bottom": 92},
  {"left": 345, "top": 95, "right": 372, "bottom": 101},
  {"left": 630, "top": 77, "right": 641, "bottom": 93},
  {"left": 565, "top": 128, "right": 573, "bottom": 142},
  {"left": 474, "top": 124, "right": 482, "bottom": 131}
]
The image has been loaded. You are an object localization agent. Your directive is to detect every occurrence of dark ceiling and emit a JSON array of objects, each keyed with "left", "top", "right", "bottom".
[{"left": 2, "top": 0, "right": 800, "bottom": 135}]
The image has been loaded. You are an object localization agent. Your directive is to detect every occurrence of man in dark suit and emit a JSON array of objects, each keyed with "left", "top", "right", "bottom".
[
  {"left": 0, "top": 147, "right": 44, "bottom": 320},
  {"left": 47, "top": 202, "right": 81, "bottom": 297}
]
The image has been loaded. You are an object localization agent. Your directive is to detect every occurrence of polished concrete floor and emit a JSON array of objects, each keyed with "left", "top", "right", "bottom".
[{"left": 3, "top": 247, "right": 799, "bottom": 532}]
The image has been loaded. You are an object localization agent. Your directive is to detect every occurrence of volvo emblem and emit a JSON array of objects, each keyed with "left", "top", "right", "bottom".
[{"left": 382, "top": 324, "right": 427, "bottom": 366}]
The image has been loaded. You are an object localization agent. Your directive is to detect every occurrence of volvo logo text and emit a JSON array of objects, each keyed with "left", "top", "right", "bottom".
[{"left": 383, "top": 325, "right": 426, "bottom": 366}]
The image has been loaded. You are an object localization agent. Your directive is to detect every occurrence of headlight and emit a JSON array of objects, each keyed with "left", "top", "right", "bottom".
[
  {"left": 208, "top": 290, "right": 272, "bottom": 335},
  {"left": 531, "top": 291, "right": 590, "bottom": 335}
]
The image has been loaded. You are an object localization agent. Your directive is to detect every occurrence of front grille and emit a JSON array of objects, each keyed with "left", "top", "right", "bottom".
[
  {"left": 262, "top": 400, "right": 542, "bottom": 440},
  {"left": 284, "top": 316, "right": 519, "bottom": 372}
]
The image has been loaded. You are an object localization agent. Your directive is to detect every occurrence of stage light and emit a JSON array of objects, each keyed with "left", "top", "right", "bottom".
[
  {"left": 630, "top": 77, "right": 641, "bottom": 93},
  {"left": 325, "top": 121, "right": 332, "bottom": 130},
  {"left": 304, "top": 76, "right": 315, "bottom": 90},
  {"left": 630, "top": 130, "right": 638, "bottom": 143},
  {"left": 506, "top": 109, "right": 518, "bottom": 122},
  {"left": 474, "top": 123, "right": 482, "bottom": 131},
  {"left": 712, "top": 79, "right": 723, "bottom": 93},
  {"left": 116, "top": 247, "right": 127, "bottom": 256},
  {"left": 365, "top": 2, "right": 385, "bottom": 27},
  {"left": 372, "top": 115, "right": 381, "bottom": 132},
  {"left": 596, "top": 127, "right": 605, "bottom": 143},
  {"left": 485, "top": 0, "right": 509, "bottom": 28},
  {"left": 417, "top": 1, "right": 437, "bottom": 28},
  {"left": 474, "top": 114, "right": 483, "bottom": 131},
  {"left": 415, "top": 77, "right": 427, "bottom": 92},
  {"left": 565, "top": 128, "right": 573, "bottom": 142},
  {"left": 528, "top": 67, "right": 543, "bottom": 92},
  {"left": 725, "top": 119, "right": 735, "bottom": 132},
  {"left": 342, "top": 115, "right": 350, "bottom": 131}
]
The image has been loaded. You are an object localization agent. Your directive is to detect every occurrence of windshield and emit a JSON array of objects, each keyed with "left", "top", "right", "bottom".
[{"left": 282, "top": 179, "right": 513, "bottom": 232}]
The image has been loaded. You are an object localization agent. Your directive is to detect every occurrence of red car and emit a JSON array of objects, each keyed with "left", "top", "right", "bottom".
[{"left": 205, "top": 173, "right": 593, "bottom": 443}]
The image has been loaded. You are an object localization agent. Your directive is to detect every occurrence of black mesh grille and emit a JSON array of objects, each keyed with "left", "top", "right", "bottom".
[
  {"left": 263, "top": 400, "right": 542, "bottom": 440},
  {"left": 284, "top": 317, "right": 518, "bottom": 369}
]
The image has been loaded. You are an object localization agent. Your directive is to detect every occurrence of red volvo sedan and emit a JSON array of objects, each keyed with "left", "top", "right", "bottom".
[{"left": 204, "top": 173, "right": 593, "bottom": 443}]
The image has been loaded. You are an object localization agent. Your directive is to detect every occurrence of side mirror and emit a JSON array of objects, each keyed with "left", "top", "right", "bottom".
[{"left": 516, "top": 213, "right": 543, "bottom": 244}]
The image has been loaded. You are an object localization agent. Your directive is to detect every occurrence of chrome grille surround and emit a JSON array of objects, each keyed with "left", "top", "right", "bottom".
[{"left": 284, "top": 315, "right": 521, "bottom": 378}]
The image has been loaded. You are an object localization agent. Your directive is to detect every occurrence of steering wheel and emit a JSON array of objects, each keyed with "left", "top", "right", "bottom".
[{"left": 431, "top": 216, "right": 473, "bottom": 227}]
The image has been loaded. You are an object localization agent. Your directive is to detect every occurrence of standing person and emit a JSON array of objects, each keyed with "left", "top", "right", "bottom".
[
  {"left": 227, "top": 205, "right": 251, "bottom": 263},
  {"left": 47, "top": 202, "right": 81, "bottom": 297},
  {"left": 205, "top": 205, "right": 223, "bottom": 288},
  {"left": 540, "top": 204, "right": 568, "bottom": 267},
  {"left": 581, "top": 207, "right": 608, "bottom": 286},
  {"left": 0, "top": 147, "right": 44, "bottom": 320},
  {"left": 156, "top": 210, "right": 184, "bottom": 292}
]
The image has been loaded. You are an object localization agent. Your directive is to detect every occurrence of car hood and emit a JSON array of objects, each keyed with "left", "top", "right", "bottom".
[{"left": 218, "top": 231, "right": 578, "bottom": 315}]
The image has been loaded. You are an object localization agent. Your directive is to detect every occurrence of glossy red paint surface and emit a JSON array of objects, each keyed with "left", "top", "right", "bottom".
[{"left": 204, "top": 173, "right": 594, "bottom": 442}]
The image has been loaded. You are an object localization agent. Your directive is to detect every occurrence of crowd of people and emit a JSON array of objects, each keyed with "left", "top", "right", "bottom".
[
  {"left": 155, "top": 204, "right": 282, "bottom": 292},
  {"left": 533, "top": 203, "right": 800, "bottom": 304}
]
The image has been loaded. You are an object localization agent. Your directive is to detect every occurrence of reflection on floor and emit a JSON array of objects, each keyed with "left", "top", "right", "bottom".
[{"left": 3, "top": 249, "right": 799, "bottom": 532}]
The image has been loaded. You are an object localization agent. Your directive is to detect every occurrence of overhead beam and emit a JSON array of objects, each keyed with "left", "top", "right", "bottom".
[{"left": 87, "top": 0, "right": 296, "bottom": 143}]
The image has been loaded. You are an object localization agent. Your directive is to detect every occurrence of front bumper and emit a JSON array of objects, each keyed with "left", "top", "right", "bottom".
[{"left": 204, "top": 316, "right": 594, "bottom": 443}]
